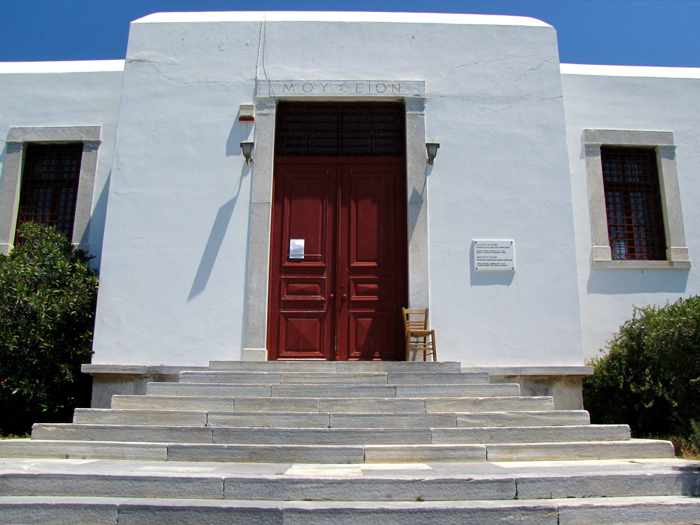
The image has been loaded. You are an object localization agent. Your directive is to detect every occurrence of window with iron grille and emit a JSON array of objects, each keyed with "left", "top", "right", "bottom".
[
  {"left": 601, "top": 146, "right": 666, "bottom": 261},
  {"left": 15, "top": 143, "right": 83, "bottom": 242}
]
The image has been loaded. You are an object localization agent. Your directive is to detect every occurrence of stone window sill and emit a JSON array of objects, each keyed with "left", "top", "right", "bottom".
[{"left": 592, "top": 259, "right": 691, "bottom": 270}]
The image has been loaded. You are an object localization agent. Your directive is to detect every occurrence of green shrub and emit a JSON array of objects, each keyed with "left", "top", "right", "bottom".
[
  {"left": 0, "top": 223, "right": 98, "bottom": 435},
  {"left": 584, "top": 296, "right": 700, "bottom": 439}
]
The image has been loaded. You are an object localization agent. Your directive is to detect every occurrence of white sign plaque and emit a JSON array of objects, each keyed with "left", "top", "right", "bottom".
[
  {"left": 473, "top": 239, "right": 515, "bottom": 272},
  {"left": 289, "top": 239, "right": 305, "bottom": 260}
]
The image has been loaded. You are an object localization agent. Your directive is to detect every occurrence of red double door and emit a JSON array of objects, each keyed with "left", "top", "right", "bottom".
[{"left": 267, "top": 156, "right": 407, "bottom": 360}]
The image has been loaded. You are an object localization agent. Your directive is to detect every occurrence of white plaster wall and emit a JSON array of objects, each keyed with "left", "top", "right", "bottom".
[
  {"left": 561, "top": 66, "right": 700, "bottom": 358},
  {"left": 93, "top": 12, "right": 584, "bottom": 366},
  {"left": 0, "top": 62, "right": 124, "bottom": 267}
]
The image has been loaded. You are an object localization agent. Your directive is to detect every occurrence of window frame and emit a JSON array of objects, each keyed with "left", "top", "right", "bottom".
[
  {"left": 0, "top": 126, "right": 101, "bottom": 254},
  {"left": 584, "top": 129, "right": 690, "bottom": 270}
]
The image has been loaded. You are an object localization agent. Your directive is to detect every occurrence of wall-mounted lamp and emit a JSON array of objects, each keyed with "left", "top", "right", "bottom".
[
  {"left": 426, "top": 141, "right": 440, "bottom": 165},
  {"left": 240, "top": 140, "right": 254, "bottom": 165}
]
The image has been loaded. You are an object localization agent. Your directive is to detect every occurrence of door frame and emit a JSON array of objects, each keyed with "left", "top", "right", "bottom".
[{"left": 240, "top": 92, "right": 429, "bottom": 362}]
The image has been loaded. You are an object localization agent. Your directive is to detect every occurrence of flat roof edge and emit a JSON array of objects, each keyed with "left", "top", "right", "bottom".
[
  {"left": 0, "top": 60, "right": 125, "bottom": 74},
  {"left": 561, "top": 63, "right": 700, "bottom": 80},
  {"left": 133, "top": 11, "right": 550, "bottom": 28}
]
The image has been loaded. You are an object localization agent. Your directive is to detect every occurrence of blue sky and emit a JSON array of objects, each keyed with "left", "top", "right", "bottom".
[{"left": 2, "top": 1, "right": 699, "bottom": 66}]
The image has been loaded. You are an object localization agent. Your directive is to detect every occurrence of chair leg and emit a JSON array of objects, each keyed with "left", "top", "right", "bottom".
[{"left": 431, "top": 330, "right": 437, "bottom": 362}]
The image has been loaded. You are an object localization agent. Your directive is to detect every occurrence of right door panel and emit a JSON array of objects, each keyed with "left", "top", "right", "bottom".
[{"left": 336, "top": 158, "right": 406, "bottom": 361}]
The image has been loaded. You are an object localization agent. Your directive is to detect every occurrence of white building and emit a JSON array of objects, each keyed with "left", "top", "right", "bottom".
[{"left": 1, "top": 11, "right": 698, "bottom": 406}]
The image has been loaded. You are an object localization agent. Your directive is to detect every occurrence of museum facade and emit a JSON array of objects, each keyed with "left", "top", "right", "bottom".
[{"left": 1, "top": 11, "right": 699, "bottom": 400}]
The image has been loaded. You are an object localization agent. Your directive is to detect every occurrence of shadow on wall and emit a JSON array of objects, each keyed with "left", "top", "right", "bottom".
[
  {"left": 226, "top": 115, "right": 253, "bottom": 157},
  {"left": 80, "top": 171, "right": 111, "bottom": 270},
  {"left": 407, "top": 164, "right": 430, "bottom": 243},
  {"left": 587, "top": 269, "right": 689, "bottom": 294},
  {"left": 187, "top": 120, "right": 252, "bottom": 301},
  {"left": 468, "top": 241, "right": 515, "bottom": 286},
  {"left": 0, "top": 144, "right": 6, "bottom": 180}
]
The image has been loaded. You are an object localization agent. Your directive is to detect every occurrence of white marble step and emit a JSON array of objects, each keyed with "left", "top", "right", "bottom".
[
  {"left": 31, "top": 423, "right": 630, "bottom": 445},
  {"left": 181, "top": 371, "right": 387, "bottom": 384},
  {"left": 178, "top": 371, "right": 491, "bottom": 385},
  {"left": 208, "top": 361, "right": 462, "bottom": 373},
  {"left": 74, "top": 408, "right": 590, "bottom": 428},
  {"left": 112, "top": 395, "right": 554, "bottom": 414},
  {"left": 146, "top": 382, "right": 521, "bottom": 398},
  {"left": 110, "top": 395, "right": 556, "bottom": 413},
  {"left": 0, "top": 459, "right": 696, "bottom": 501},
  {"left": 2, "top": 494, "right": 699, "bottom": 524},
  {"left": 0, "top": 439, "right": 673, "bottom": 463}
]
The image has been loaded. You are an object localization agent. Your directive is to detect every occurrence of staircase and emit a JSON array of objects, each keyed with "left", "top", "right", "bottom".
[{"left": 1, "top": 360, "right": 699, "bottom": 524}]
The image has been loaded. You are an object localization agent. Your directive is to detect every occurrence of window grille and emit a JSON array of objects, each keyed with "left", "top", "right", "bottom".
[
  {"left": 15, "top": 143, "right": 83, "bottom": 241},
  {"left": 601, "top": 146, "right": 666, "bottom": 260},
  {"left": 275, "top": 102, "right": 405, "bottom": 156}
]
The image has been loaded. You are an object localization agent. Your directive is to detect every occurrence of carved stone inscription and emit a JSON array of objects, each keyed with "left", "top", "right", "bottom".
[{"left": 256, "top": 80, "right": 425, "bottom": 98}]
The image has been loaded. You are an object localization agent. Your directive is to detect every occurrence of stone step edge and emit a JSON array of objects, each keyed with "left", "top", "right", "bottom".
[
  {"left": 75, "top": 408, "right": 587, "bottom": 420},
  {"left": 1, "top": 469, "right": 698, "bottom": 501},
  {"left": 33, "top": 423, "right": 624, "bottom": 434},
  {"left": 208, "top": 361, "right": 462, "bottom": 367},
  {"left": 110, "top": 396, "right": 556, "bottom": 413},
  {"left": 176, "top": 374, "right": 492, "bottom": 385},
  {"left": 146, "top": 384, "right": 523, "bottom": 398},
  {"left": 6, "top": 493, "right": 690, "bottom": 505},
  {"left": 109, "top": 395, "right": 555, "bottom": 412},
  {"left": 27, "top": 424, "right": 632, "bottom": 446},
  {"left": 153, "top": 382, "right": 516, "bottom": 388},
  {"left": 180, "top": 371, "right": 488, "bottom": 376},
  {"left": 112, "top": 394, "right": 553, "bottom": 402},
  {"left": 77, "top": 408, "right": 583, "bottom": 416},
  {"left": 1, "top": 494, "right": 699, "bottom": 523},
  {"left": 177, "top": 374, "right": 491, "bottom": 383},
  {"left": 0, "top": 439, "right": 673, "bottom": 463}
]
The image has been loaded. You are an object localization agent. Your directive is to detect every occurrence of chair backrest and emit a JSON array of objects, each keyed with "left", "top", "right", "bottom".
[{"left": 402, "top": 307, "right": 429, "bottom": 331}]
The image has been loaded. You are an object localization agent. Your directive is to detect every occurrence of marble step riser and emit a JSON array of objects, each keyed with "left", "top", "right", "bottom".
[
  {"left": 208, "top": 361, "right": 462, "bottom": 373},
  {"left": 178, "top": 372, "right": 491, "bottom": 385},
  {"left": 2, "top": 472, "right": 698, "bottom": 501},
  {"left": 31, "top": 424, "right": 630, "bottom": 445},
  {"left": 146, "top": 383, "right": 521, "bottom": 398},
  {"left": 0, "top": 440, "right": 673, "bottom": 463},
  {"left": 74, "top": 409, "right": 591, "bottom": 428},
  {"left": 110, "top": 395, "right": 555, "bottom": 413},
  {"left": 3, "top": 496, "right": 700, "bottom": 525}
]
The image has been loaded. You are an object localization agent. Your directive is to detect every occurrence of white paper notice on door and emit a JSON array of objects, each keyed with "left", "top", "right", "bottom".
[{"left": 289, "top": 238, "right": 305, "bottom": 260}]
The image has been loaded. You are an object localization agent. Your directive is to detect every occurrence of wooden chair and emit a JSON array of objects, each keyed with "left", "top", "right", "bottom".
[{"left": 402, "top": 307, "right": 437, "bottom": 362}]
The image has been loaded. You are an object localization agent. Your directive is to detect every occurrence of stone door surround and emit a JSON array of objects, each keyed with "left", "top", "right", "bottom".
[{"left": 241, "top": 80, "right": 429, "bottom": 361}]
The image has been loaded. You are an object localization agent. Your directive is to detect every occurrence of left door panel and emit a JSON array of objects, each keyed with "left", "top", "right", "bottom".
[{"left": 267, "top": 159, "right": 337, "bottom": 360}]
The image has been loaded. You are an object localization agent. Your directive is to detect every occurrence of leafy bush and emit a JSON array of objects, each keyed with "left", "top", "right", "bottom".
[
  {"left": 691, "top": 420, "right": 700, "bottom": 452},
  {"left": 0, "top": 223, "right": 98, "bottom": 435},
  {"left": 584, "top": 296, "right": 700, "bottom": 439}
]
